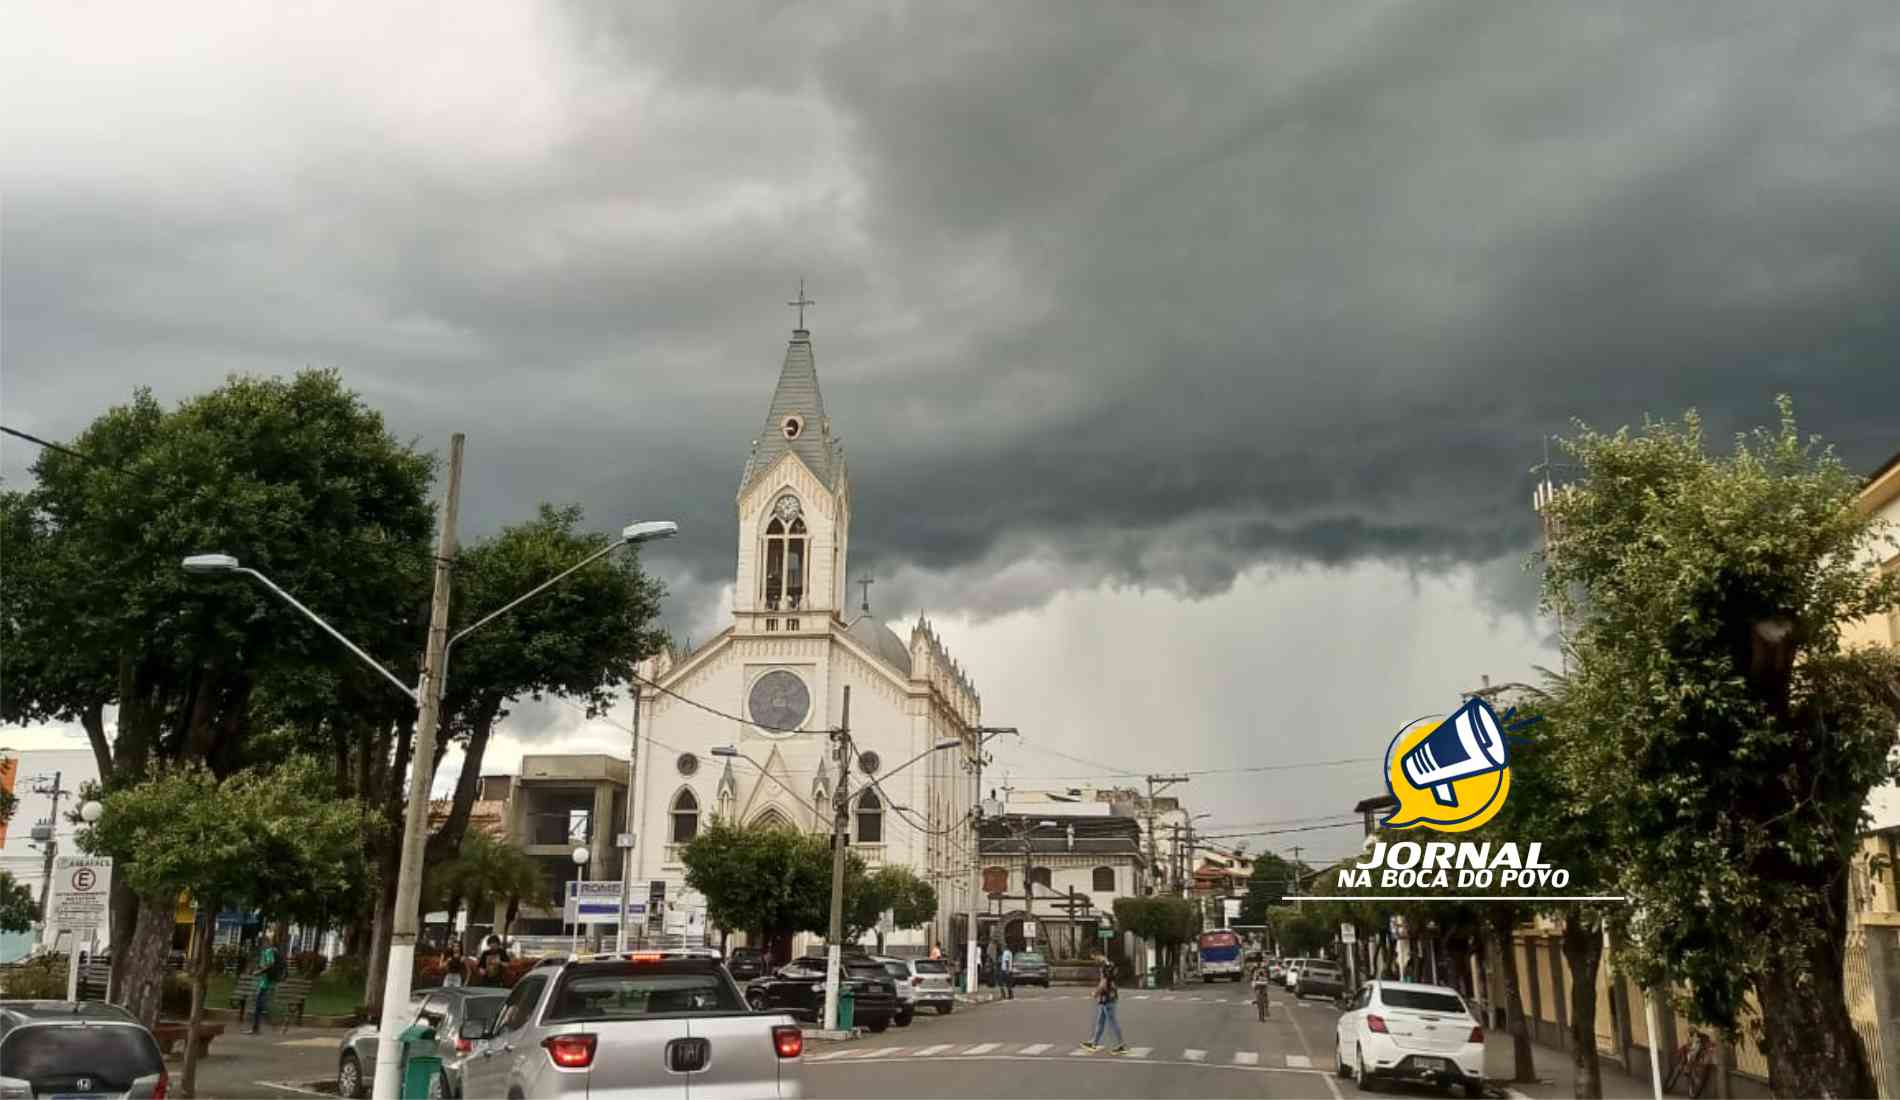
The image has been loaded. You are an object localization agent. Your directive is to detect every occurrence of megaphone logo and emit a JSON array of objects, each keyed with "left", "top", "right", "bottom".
[{"left": 1381, "top": 697, "right": 1534, "bottom": 832}]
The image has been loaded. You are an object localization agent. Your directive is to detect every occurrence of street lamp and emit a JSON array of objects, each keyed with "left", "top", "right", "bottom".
[
  {"left": 962, "top": 726, "right": 1018, "bottom": 993},
  {"left": 184, "top": 518, "right": 677, "bottom": 1100},
  {"left": 570, "top": 846, "right": 592, "bottom": 955}
]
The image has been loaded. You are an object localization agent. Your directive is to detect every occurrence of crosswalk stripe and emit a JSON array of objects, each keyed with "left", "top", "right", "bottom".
[
  {"left": 857, "top": 1047, "right": 904, "bottom": 1059},
  {"left": 1233, "top": 1052, "right": 1259, "bottom": 1066},
  {"left": 1183, "top": 1048, "right": 1207, "bottom": 1062},
  {"left": 1067, "top": 1046, "right": 1096, "bottom": 1056},
  {"left": 912, "top": 1044, "right": 952, "bottom": 1057},
  {"left": 1132, "top": 994, "right": 1150, "bottom": 1000},
  {"left": 1124, "top": 1046, "right": 1153, "bottom": 1058},
  {"left": 809, "top": 1050, "right": 853, "bottom": 1061},
  {"left": 1019, "top": 1043, "right": 1053, "bottom": 1056},
  {"left": 1285, "top": 1054, "right": 1313, "bottom": 1068},
  {"left": 963, "top": 1043, "right": 999, "bottom": 1055}
]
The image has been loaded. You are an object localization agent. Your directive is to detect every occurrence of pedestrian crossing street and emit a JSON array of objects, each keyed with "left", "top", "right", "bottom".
[{"left": 804, "top": 1041, "right": 1332, "bottom": 1070}]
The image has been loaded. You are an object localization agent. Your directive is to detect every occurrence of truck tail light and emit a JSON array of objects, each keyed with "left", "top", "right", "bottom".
[
  {"left": 543, "top": 1033, "right": 598, "bottom": 1069},
  {"left": 773, "top": 1025, "right": 804, "bottom": 1059},
  {"left": 1367, "top": 1014, "right": 1388, "bottom": 1034},
  {"left": 152, "top": 1069, "right": 170, "bottom": 1100},
  {"left": 455, "top": 1037, "right": 473, "bottom": 1054}
]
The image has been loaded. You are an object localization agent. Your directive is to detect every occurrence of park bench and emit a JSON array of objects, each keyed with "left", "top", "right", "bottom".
[
  {"left": 152, "top": 1021, "right": 227, "bottom": 1058},
  {"left": 228, "top": 974, "right": 314, "bottom": 1032}
]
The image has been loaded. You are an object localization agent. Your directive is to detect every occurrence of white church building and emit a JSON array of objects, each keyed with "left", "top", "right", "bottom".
[{"left": 626, "top": 316, "right": 981, "bottom": 959}]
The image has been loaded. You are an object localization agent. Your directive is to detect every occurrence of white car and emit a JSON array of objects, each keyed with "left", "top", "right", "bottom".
[{"left": 1335, "top": 980, "right": 1486, "bottom": 1096}]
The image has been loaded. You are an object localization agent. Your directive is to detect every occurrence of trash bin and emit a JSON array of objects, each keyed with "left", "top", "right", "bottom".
[
  {"left": 837, "top": 988, "right": 855, "bottom": 1030},
  {"left": 398, "top": 1023, "right": 442, "bottom": 1100}
]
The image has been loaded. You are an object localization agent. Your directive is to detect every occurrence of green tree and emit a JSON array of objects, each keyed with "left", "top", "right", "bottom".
[
  {"left": 81, "top": 756, "right": 368, "bottom": 1096},
  {"left": 0, "top": 873, "right": 35, "bottom": 936},
  {"left": 0, "top": 775, "right": 33, "bottom": 933},
  {"left": 856, "top": 866, "right": 937, "bottom": 950},
  {"left": 1237, "top": 852, "right": 1309, "bottom": 927},
  {"left": 683, "top": 823, "right": 856, "bottom": 952},
  {"left": 1540, "top": 400, "right": 1900, "bottom": 1099},
  {"left": 426, "top": 504, "right": 667, "bottom": 865},
  {"left": 1, "top": 372, "right": 436, "bottom": 1021},
  {"left": 1112, "top": 895, "right": 1200, "bottom": 984},
  {"left": 424, "top": 829, "right": 546, "bottom": 942}
]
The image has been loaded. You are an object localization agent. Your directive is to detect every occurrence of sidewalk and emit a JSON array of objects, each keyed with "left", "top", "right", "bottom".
[
  {"left": 1486, "top": 1033, "right": 1658, "bottom": 1100},
  {"left": 161, "top": 1024, "right": 344, "bottom": 1099}
]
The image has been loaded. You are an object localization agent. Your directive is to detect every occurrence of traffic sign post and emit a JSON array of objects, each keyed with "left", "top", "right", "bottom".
[
  {"left": 1340, "top": 922, "right": 1358, "bottom": 989},
  {"left": 49, "top": 856, "right": 112, "bottom": 1000}
]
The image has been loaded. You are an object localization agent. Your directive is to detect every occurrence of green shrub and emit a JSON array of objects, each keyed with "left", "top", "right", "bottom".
[{"left": 0, "top": 956, "right": 70, "bottom": 998}]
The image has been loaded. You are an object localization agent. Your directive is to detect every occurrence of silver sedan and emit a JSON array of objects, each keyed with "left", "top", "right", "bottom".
[{"left": 337, "top": 986, "right": 510, "bottom": 1098}]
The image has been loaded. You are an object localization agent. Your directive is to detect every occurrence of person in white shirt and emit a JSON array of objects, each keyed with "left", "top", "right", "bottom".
[{"left": 999, "top": 946, "right": 1015, "bottom": 1000}]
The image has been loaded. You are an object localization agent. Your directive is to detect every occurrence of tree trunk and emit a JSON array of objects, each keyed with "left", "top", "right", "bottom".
[
  {"left": 107, "top": 878, "right": 140, "bottom": 1003},
  {"left": 424, "top": 701, "right": 502, "bottom": 866},
  {"left": 1560, "top": 915, "right": 1605, "bottom": 1099},
  {"left": 180, "top": 904, "right": 217, "bottom": 1098},
  {"left": 362, "top": 853, "right": 399, "bottom": 1019},
  {"left": 119, "top": 894, "right": 176, "bottom": 1028},
  {"left": 1756, "top": 935, "right": 1875, "bottom": 1099},
  {"left": 1489, "top": 908, "right": 1537, "bottom": 1083}
]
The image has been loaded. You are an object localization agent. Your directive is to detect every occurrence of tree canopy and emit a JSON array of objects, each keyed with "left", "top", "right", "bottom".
[
  {"left": 1539, "top": 399, "right": 1900, "bottom": 1097},
  {"left": 80, "top": 755, "right": 371, "bottom": 925},
  {"left": 426, "top": 503, "right": 667, "bottom": 864}
]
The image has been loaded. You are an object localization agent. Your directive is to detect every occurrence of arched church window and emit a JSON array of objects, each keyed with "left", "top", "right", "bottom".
[
  {"left": 855, "top": 789, "right": 884, "bottom": 844},
  {"left": 1092, "top": 866, "right": 1116, "bottom": 893},
  {"left": 763, "top": 496, "right": 809, "bottom": 611},
  {"left": 1028, "top": 866, "right": 1053, "bottom": 890},
  {"left": 671, "top": 789, "right": 700, "bottom": 844}
]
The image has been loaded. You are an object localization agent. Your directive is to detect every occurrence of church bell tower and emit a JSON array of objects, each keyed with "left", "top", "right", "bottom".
[{"left": 733, "top": 285, "right": 851, "bottom": 633}]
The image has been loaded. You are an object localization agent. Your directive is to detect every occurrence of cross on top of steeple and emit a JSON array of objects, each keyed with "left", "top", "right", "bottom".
[{"left": 788, "top": 279, "right": 814, "bottom": 330}]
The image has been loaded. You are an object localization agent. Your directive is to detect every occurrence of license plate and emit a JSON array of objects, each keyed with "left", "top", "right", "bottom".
[{"left": 1411, "top": 1057, "right": 1448, "bottom": 1072}]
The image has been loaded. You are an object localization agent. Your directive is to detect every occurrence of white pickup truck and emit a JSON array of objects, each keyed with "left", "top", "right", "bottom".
[{"left": 457, "top": 951, "right": 805, "bottom": 1099}]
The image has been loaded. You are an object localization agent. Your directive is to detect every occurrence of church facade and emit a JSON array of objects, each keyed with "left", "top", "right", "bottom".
[{"left": 628, "top": 320, "right": 981, "bottom": 957}]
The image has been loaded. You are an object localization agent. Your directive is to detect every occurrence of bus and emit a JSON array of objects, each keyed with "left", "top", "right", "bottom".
[{"left": 1197, "top": 929, "right": 1242, "bottom": 982}]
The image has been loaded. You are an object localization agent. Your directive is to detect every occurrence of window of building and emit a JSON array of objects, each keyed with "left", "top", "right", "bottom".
[
  {"left": 787, "top": 618, "right": 799, "bottom": 631},
  {"left": 763, "top": 503, "right": 809, "bottom": 610},
  {"left": 1092, "top": 866, "right": 1116, "bottom": 892},
  {"left": 765, "top": 618, "right": 778, "bottom": 632},
  {"left": 856, "top": 789, "right": 884, "bottom": 844},
  {"left": 1028, "top": 866, "right": 1052, "bottom": 889},
  {"left": 671, "top": 789, "right": 699, "bottom": 844}
]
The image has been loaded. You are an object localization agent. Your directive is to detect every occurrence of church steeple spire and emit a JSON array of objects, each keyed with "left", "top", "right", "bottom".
[{"left": 739, "top": 287, "right": 840, "bottom": 497}]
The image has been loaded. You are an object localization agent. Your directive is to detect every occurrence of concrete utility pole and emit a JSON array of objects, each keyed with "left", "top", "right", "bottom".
[
  {"left": 615, "top": 689, "right": 642, "bottom": 954},
  {"left": 964, "top": 726, "right": 1016, "bottom": 994},
  {"left": 1144, "top": 774, "right": 1187, "bottom": 896},
  {"left": 34, "top": 771, "right": 64, "bottom": 927},
  {"left": 371, "top": 433, "right": 463, "bottom": 1100},
  {"left": 823, "top": 686, "right": 852, "bottom": 1032}
]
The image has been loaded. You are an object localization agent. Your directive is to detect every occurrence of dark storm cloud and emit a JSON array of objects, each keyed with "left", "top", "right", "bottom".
[{"left": 4, "top": 0, "right": 1897, "bottom": 639}]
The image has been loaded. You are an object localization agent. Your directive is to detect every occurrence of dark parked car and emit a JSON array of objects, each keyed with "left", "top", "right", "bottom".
[
  {"left": 337, "top": 985, "right": 509, "bottom": 1097},
  {"left": 1010, "top": 951, "right": 1051, "bottom": 988},
  {"left": 745, "top": 955, "right": 898, "bottom": 1031},
  {"left": 727, "top": 947, "right": 768, "bottom": 982},
  {"left": 0, "top": 1000, "right": 169, "bottom": 1099}
]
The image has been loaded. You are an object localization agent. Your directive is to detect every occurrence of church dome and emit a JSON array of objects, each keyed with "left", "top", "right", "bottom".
[{"left": 846, "top": 616, "right": 913, "bottom": 675}]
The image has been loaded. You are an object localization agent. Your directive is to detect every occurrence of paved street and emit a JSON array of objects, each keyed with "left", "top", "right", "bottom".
[{"left": 806, "top": 985, "right": 1353, "bottom": 1099}]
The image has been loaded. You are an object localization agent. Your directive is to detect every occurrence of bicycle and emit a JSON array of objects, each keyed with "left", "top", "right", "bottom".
[
  {"left": 1664, "top": 1029, "right": 1714, "bottom": 1098},
  {"left": 1252, "top": 978, "right": 1272, "bottom": 1021}
]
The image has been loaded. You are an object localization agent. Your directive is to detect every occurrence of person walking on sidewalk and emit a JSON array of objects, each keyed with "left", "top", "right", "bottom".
[
  {"left": 1080, "top": 960, "right": 1126, "bottom": 1053},
  {"left": 249, "top": 934, "right": 283, "bottom": 1034},
  {"left": 999, "top": 945, "right": 1015, "bottom": 999}
]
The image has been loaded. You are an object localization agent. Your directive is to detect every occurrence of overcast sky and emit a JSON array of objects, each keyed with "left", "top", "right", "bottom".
[{"left": 5, "top": 2, "right": 1897, "bottom": 856}]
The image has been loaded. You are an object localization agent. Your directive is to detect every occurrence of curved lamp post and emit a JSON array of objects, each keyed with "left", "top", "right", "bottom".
[{"left": 184, "top": 518, "right": 677, "bottom": 1100}]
